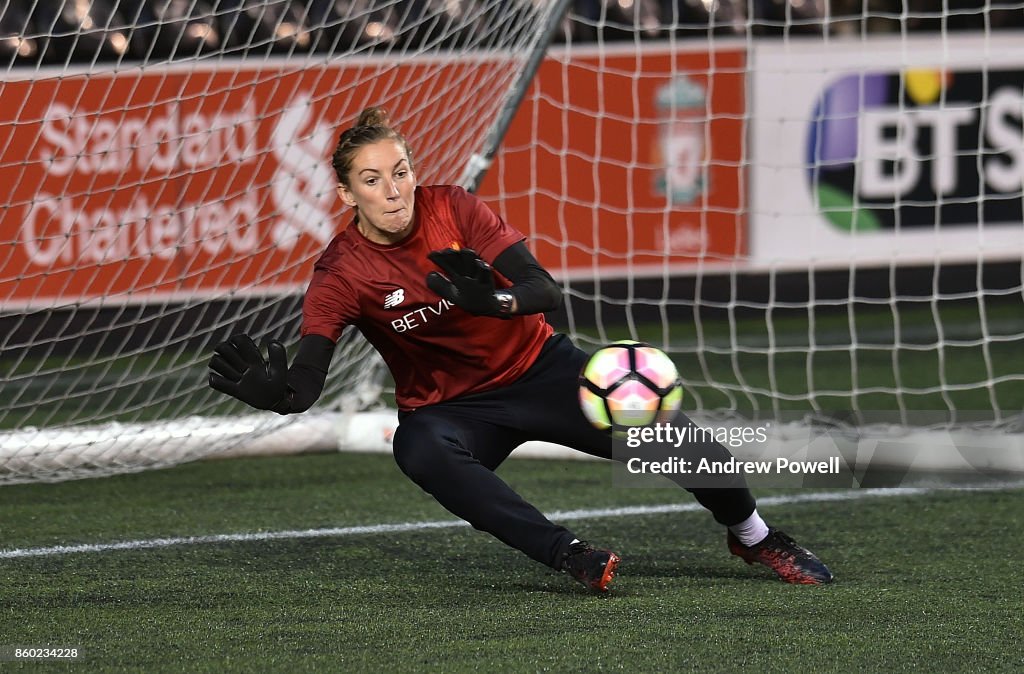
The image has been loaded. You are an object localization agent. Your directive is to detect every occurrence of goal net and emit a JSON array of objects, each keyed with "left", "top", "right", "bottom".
[
  {"left": 4, "top": 1, "right": 1024, "bottom": 484},
  {"left": 0, "top": 0, "right": 569, "bottom": 483},
  {"left": 483, "top": 1, "right": 1024, "bottom": 478}
]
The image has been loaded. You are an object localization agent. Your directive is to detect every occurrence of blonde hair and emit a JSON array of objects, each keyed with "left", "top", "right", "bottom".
[{"left": 331, "top": 106, "right": 414, "bottom": 186}]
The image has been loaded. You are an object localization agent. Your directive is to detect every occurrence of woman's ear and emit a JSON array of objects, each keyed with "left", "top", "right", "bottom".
[{"left": 337, "top": 184, "right": 357, "bottom": 208}]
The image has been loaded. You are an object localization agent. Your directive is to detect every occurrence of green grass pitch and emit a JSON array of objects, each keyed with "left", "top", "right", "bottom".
[{"left": 1, "top": 452, "right": 1021, "bottom": 672}]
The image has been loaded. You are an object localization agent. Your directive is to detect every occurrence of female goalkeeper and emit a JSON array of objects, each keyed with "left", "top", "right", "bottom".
[{"left": 208, "top": 106, "right": 833, "bottom": 592}]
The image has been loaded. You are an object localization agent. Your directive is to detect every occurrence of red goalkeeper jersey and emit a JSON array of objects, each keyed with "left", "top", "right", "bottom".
[{"left": 301, "top": 185, "right": 553, "bottom": 411}]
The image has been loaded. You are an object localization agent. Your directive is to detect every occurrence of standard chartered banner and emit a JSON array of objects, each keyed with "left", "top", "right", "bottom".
[
  {"left": 0, "top": 58, "right": 509, "bottom": 308},
  {"left": 2, "top": 45, "right": 750, "bottom": 309},
  {"left": 750, "top": 34, "right": 1024, "bottom": 269}
]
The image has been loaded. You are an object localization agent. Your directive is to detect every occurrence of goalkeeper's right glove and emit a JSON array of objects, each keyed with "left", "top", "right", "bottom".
[
  {"left": 426, "top": 247, "right": 510, "bottom": 317},
  {"left": 208, "top": 333, "right": 289, "bottom": 411}
]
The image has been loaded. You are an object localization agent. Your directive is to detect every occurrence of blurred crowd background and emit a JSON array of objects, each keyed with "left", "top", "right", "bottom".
[
  {"left": 575, "top": 0, "right": 1024, "bottom": 40},
  {"left": 2, "top": 0, "right": 1022, "bottom": 65}
]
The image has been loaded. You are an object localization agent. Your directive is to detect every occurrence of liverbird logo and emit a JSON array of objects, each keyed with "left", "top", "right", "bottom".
[{"left": 270, "top": 95, "right": 337, "bottom": 249}]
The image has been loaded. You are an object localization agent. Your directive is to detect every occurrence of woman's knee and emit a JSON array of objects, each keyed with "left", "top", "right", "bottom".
[{"left": 392, "top": 414, "right": 467, "bottom": 484}]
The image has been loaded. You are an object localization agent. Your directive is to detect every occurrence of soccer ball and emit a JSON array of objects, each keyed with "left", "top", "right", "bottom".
[{"left": 578, "top": 340, "right": 684, "bottom": 430}]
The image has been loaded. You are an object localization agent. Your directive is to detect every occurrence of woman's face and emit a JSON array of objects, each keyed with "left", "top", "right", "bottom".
[{"left": 337, "top": 139, "right": 416, "bottom": 245}]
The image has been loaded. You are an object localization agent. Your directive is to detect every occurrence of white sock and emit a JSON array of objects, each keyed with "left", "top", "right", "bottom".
[{"left": 729, "top": 510, "right": 770, "bottom": 547}]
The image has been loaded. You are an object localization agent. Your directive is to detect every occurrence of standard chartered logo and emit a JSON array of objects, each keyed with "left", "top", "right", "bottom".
[{"left": 270, "top": 95, "right": 337, "bottom": 249}]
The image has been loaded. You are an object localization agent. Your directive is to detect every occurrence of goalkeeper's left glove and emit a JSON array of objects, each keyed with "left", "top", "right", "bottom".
[
  {"left": 426, "top": 247, "right": 513, "bottom": 317},
  {"left": 208, "top": 333, "right": 289, "bottom": 411}
]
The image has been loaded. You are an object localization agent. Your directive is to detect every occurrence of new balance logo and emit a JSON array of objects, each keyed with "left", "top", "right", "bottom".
[{"left": 384, "top": 288, "right": 405, "bottom": 309}]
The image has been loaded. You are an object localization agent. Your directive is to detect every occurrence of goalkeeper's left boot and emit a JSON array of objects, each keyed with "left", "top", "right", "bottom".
[
  {"left": 728, "top": 528, "right": 834, "bottom": 585},
  {"left": 560, "top": 540, "right": 621, "bottom": 593}
]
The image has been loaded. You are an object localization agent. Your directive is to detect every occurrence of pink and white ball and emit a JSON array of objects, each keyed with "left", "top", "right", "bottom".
[{"left": 578, "top": 341, "right": 684, "bottom": 430}]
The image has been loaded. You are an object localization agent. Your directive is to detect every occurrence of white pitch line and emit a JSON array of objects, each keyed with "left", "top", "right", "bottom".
[{"left": 1, "top": 484, "right": 1021, "bottom": 560}]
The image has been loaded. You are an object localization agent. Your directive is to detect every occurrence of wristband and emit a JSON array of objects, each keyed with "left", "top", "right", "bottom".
[{"left": 494, "top": 290, "right": 515, "bottom": 316}]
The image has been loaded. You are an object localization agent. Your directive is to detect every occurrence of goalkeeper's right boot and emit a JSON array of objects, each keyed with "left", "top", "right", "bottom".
[
  {"left": 561, "top": 540, "right": 621, "bottom": 593},
  {"left": 727, "top": 528, "right": 834, "bottom": 585}
]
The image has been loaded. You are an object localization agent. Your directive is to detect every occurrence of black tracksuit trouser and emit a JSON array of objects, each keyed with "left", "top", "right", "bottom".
[{"left": 392, "top": 333, "right": 756, "bottom": 569}]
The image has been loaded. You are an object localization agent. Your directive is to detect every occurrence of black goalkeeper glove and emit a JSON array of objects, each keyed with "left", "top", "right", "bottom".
[
  {"left": 426, "top": 247, "right": 511, "bottom": 317},
  {"left": 208, "top": 333, "right": 289, "bottom": 411}
]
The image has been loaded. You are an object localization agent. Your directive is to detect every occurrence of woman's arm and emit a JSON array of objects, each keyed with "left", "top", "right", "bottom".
[
  {"left": 276, "top": 334, "right": 335, "bottom": 414},
  {"left": 492, "top": 241, "right": 562, "bottom": 315}
]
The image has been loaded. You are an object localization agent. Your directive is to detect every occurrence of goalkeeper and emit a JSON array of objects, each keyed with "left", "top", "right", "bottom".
[{"left": 208, "top": 106, "right": 833, "bottom": 592}]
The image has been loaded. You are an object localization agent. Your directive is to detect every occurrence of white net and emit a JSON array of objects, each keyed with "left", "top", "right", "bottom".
[
  {"left": 5, "top": 1, "right": 1024, "bottom": 483},
  {"left": 478, "top": 1, "right": 1024, "bottom": 470},
  {"left": 0, "top": 0, "right": 568, "bottom": 483}
]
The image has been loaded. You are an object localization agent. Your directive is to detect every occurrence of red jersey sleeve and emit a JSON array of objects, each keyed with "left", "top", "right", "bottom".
[
  {"left": 448, "top": 186, "right": 525, "bottom": 263},
  {"left": 301, "top": 264, "right": 360, "bottom": 342}
]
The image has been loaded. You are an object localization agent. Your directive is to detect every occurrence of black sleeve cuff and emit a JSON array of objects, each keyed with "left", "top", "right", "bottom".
[
  {"left": 492, "top": 242, "right": 562, "bottom": 315},
  {"left": 274, "top": 334, "right": 335, "bottom": 414}
]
